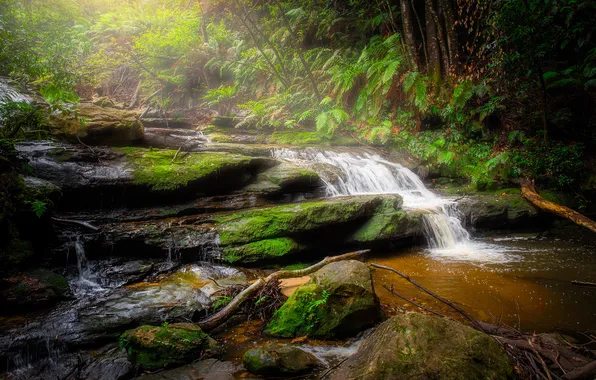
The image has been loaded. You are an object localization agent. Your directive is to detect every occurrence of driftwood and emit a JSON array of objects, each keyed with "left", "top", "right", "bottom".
[
  {"left": 51, "top": 217, "right": 100, "bottom": 232},
  {"left": 373, "top": 262, "right": 596, "bottom": 380},
  {"left": 197, "top": 250, "right": 369, "bottom": 331},
  {"left": 521, "top": 179, "right": 596, "bottom": 234}
]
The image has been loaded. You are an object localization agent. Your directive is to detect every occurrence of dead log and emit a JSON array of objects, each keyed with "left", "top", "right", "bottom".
[
  {"left": 521, "top": 179, "right": 596, "bottom": 234},
  {"left": 51, "top": 217, "right": 99, "bottom": 232},
  {"left": 197, "top": 250, "right": 369, "bottom": 331},
  {"left": 571, "top": 280, "right": 596, "bottom": 288},
  {"left": 562, "top": 360, "right": 596, "bottom": 380}
]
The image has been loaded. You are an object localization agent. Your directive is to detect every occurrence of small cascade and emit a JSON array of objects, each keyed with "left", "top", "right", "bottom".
[
  {"left": 0, "top": 77, "right": 31, "bottom": 104},
  {"left": 72, "top": 236, "right": 103, "bottom": 294},
  {"left": 273, "top": 147, "right": 473, "bottom": 255}
]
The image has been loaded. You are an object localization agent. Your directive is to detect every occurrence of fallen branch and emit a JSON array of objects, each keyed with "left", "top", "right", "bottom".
[
  {"left": 197, "top": 250, "right": 369, "bottom": 331},
  {"left": 171, "top": 146, "right": 182, "bottom": 163},
  {"left": 562, "top": 360, "right": 596, "bottom": 380},
  {"left": 521, "top": 179, "right": 596, "bottom": 234},
  {"left": 571, "top": 280, "right": 596, "bottom": 288},
  {"left": 51, "top": 217, "right": 100, "bottom": 232},
  {"left": 370, "top": 263, "right": 483, "bottom": 331},
  {"left": 382, "top": 283, "right": 445, "bottom": 317}
]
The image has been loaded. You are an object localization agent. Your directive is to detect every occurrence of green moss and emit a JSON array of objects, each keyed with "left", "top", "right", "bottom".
[
  {"left": 208, "top": 132, "right": 236, "bottom": 143},
  {"left": 31, "top": 269, "right": 70, "bottom": 296},
  {"left": 215, "top": 196, "right": 382, "bottom": 246},
  {"left": 268, "top": 131, "right": 324, "bottom": 146},
  {"left": 120, "top": 147, "right": 254, "bottom": 191},
  {"left": 120, "top": 324, "right": 216, "bottom": 370},
  {"left": 283, "top": 263, "right": 311, "bottom": 271},
  {"left": 222, "top": 237, "right": 303, "bottom": 264}
]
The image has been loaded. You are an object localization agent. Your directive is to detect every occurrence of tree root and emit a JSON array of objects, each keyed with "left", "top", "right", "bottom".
[{"left": 197, "top": 250, "right": 369, "bottom": 331}]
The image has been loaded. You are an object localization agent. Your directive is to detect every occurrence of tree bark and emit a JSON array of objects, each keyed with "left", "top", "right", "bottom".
[
  {"left": 425, "top": 0, "right": 450, "bottom": 77},
  {"left": 424, "top": 0, "right": 442, "bottom": 83},
  {"left": 521, "top": 179, "right": 596, "bottom": 234},
  {"left": 197, "top": 250, "right": 369, "bottom": 331},
  {"left": 439, "top": 0, "right": 457, "bottom": 72},
  {"left": 410, "top": 0, "right": 429, "bottom": 69},
  {"left": 400, "top": 0, "right": 419, "bottom": 67}
]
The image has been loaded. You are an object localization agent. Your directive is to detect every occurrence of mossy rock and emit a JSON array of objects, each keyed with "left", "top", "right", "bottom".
[
  {"left": 243, "top": 345, "right": 322, "bottom": 376},
  {"left": 120, "top": 323, "right": 219, "bottom": 370},
  {"left": 350, "top": 196, "right": 422, "bottom": 242},
  {"left": 215, "top": 195, "right": 389, "bottom": 246},
  {"left": 267, "top": 131, "right": 324, "bottom": 146},
  {"left": 457, "top": 193, "right": 540, "bottom": 229},
  {"left": 222, "top": 237, "right": 304, "bottom": 264},
  {"left": 120, "top": 147, "right": 267, "bottom": 191},
  {"left": 331, "top": 313, "right": 515, "bottom": 380},
  {"left": 256, "top": 162, "right": 321, "bottom": 191},
  {"left": 0, "top": 269, "right": 71, "bottom": 311},
  {"left": 265, "top": 260, "right": 381, "bottom": 339},
  {"left": 49, "top": 103, "right": 143, "bottom": 146}
]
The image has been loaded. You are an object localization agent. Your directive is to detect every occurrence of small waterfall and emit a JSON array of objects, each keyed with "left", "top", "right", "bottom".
[
  {"left": 72, "top": 236, "right": 103, "bottom": 294},
  {"left": 0, "top": 77, "right": 31, "bottom": 104},
  {"left": 273, "top": 148, "right": 472, "bottom": 254}
]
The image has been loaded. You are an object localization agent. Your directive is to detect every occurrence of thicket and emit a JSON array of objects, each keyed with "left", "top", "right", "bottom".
[{"left": 0, "top": 0, "right": 595, "bottom": 193}]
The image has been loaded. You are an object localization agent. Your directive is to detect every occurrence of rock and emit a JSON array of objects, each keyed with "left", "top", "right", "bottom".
[
  {"left": 215, "top": 195, "right": 389, "bottom": 246},
  {"left": 142, "top": 127, "right": 208, "bottom": 151},
  {"left": 265, "top": 260, "right": 381, "bottom": 339},
  {"left": 331, "top": 313, "right": 515, "bottom": 380},
  {"left": 0, "top": 269, "right": 71, "bottom": 312},
  {"left": 120, "top": 323, "right": 220, "bottom": 370},
  {"left": 140, "top": 358, "right": 241, "bottom": 380},
  {"left": 80, "top": 346, "right": 134, "bottom": 380},
  {"left": 256, "top": 162, "right": 321, "bottom": 192},
  {"left": 267, "top": 131, "right": 325, "bottom": 146},
  {"left": 222, "top": 237, "right": 304, "bottom": 264},
  {"left": 49, "top": 103, "right": 143, "bottom": 146},
  {"left": 457, "top": 192, "right": 541, "bottom": 229},
  {"left": 243, "top": 345, "right": 322, "bottom": 376},
  {"left": 22, "top": 176, "right": 62, "bottom": 203}
]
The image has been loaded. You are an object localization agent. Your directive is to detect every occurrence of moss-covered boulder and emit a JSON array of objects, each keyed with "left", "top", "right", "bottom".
[
  {"left": 50, "top": 103, "right": 143, "bottom": 146},
  {"left": 121, "top": 147, "right": 274, "bottom": 192},
  {"left": 265, "top": 260, "right": 381, "bottom": 339},
  {"left": 256, "top": 162, "right": 321, "bottom": 191},
  {"left": 331, "top": 313, "right": 515, "bottom": 380},
  {"left": 243, "top": 345, "right": 322, "bottom": 376},
  {"left": 215, "top": 195, "right": 387, "bottom": 246},
  {"left": 350, "top": 197, "right": 422, "bottom": 242},
  {"left": 222, "top": 237, "right": 304, "bottom": 264},
  {"left": 120, "top": 323, "right": 220, "bottom": 370},
  {"left": 457, "top": 192, "right": 540, "bottom": 229},
  {"left": 0, "top": 269, "right": 71, "bottom": 312}
]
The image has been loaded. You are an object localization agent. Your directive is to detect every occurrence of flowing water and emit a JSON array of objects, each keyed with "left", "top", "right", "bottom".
[
  {"left": 71, "top": 236, "right": 104, "bottom": 296},
  {"left": 273, "top": 147, "right": 481, "bottom": 259}
]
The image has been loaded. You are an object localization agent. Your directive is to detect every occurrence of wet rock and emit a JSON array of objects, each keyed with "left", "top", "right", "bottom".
[
  {"left": 222, "top": 238, "right": 304, "bottom": 264},
  {"left": 265, "top": 260, "right": 381, "bottom": 339},
  {"left": 120, "top": 323, "right": 219, "bottom": 370},
  {"left": 457, "top": 192, "right": 541, "bottom": 229},
  {"left": 0, "top": 269, "right": 71, "bottom": 312},
  {"left": 256, "top": 162, "right": 321, "bottom": 192},
  {"left": 330, "top": 313, "right": 515, "bottom": 380},
  {"left": 243, "top": 344, "right": 322, "bottom": 377},
  {"left": 22, "top": 176, "right": 62, "bottom": 203},
  {"left": 80, "top": 346, "right": 134, "bottom": 380},
  {"left": 140, "top": 358, "right": 242, "bottom": 380},
  {"left": 142, "top": 127, "right": 208, "bottom": 151},
  {"left": 49, "top": 103, "right": 143, "bottom": 146}
]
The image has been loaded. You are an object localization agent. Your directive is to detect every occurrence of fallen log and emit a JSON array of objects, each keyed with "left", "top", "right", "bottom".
[
  {"left": 197, "top": 250, "right": 369, "bottom": 331},
  {"left": 571, "top": 280, "right": 596, "bottom": 288},
  {"left": 51, "top": 217, "right": 100, "bottom": 232},
  {"left": 562, "top": 360, "right": 596, "bottom": 380},
  {"left": 521, "top": 179, "right": 596, "bottom": 234}
]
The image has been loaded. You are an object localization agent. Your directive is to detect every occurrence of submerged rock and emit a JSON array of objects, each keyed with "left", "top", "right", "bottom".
[
  {"left": 243, "top": 345, "right": 322, "bottom": 376},
  {"left": 0, "top": 269, "right": 71, "bottom": 312},
  {"left": 265, "top": 260, "right": 381, "bottom": 339},
  {"left": 120, "top": 323, "right": 219, "bottom": 370},
  {"left": 49, "top": 103, "right": 143, "bottom": 146},
  {"left": 331, "top": 313, "right": 515, "bottom": 380}
]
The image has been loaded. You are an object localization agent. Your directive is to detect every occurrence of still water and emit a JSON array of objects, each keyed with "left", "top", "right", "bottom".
[{"left": 370, "top": 233, "right": 596, "bottom": 333}]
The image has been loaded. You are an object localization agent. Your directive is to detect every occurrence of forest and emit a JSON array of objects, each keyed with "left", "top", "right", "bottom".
[{"left": 0, "top": 0, "right": 595, "bottom": 379}]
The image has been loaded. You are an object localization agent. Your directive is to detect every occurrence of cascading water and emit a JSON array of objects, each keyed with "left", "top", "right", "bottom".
[
  {"left": 273, "top": 147, "right": 478, "bottom": 258},
  {"left": 72, "top": 236, "right": 103, "bottom": 294}
]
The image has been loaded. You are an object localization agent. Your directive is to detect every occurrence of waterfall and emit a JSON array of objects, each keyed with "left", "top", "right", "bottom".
[
  {"left": 273, "top": 147, "right": 472, "bottom": 253},
  {"left": 72, "top": 236, "right": 103, "bottom": 294}
]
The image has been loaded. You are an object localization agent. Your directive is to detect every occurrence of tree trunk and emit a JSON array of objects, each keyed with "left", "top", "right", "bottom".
[
  {"left": 273, "top": 0, "right": 322, "bottom": 102},
  {"left": 424, "top": 0, "right": 442, "bottom": 83},
  {"left": 425, "top": 0, "right": 450, "bottom": 77},
  {"left": 197, "top": 250, "right": 368, "bottom": 331},
  {"left": 439, "top": 0, "right": 457, "bottom": 72},
  {"left": 410, "top": 0, "right": 429, "bottom": 69},
  {"left": 521, "top": 179, "right": 596, "bottom": 234},
  {"left": 400, "top": 0, "right": 419, "bottom": 67}
]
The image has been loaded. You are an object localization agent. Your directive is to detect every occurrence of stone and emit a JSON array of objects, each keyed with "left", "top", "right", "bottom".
[
  {"left": 0, "top": 269, "right": 71, "bottom": 312},
  {"left": 331, "top": 313, "right": 515, "bottom": 380},
  {"left": 265, "top": 260, "right": 381, "bottom": 339},
  {"left": 49, "top": 103, "right": 143, "bottom": 146},
  {"left": 120, "top": 323, "right": 219, "bottom": 370},
  {"left": 256, "top": 162, "right": 321, "bottom": 192},
  {"left": 243, "top": 345, "right": 322, "bottom": 376}
]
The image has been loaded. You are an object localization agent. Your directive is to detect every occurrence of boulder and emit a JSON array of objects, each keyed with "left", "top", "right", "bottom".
[
  {"left": 458, "top": 193, "right": 541, "bottom": 229},
  {"left": 243, "top": 345, "right": 322, "bottom": 377},
  {"left": 0, "top": 269, "right": 71, "bottom": 312},
  {"left": 256, "top": 162, "right": 321, "bottom": 192},
  {"left": 265, "top": 260, "right": 381, "bottom": 339},
  {"left": 331, "top": 313, "right": 515, "bottom": 380},
  {"left": 120, "top": 323, "right": 219, "bottom": 370},
  {"left": 139, "top": 358, "right": 241, "bottom": 380},
  {"left": 50, "top": 103, "right": 143, "bottom": 146}
]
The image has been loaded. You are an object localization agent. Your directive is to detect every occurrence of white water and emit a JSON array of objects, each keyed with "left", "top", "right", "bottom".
[
  {"left": 273, "top": 147, "right": 507, "bottom": 262},
  {"left": 72, "top": 237, "right": 104, "bottom": 294}
]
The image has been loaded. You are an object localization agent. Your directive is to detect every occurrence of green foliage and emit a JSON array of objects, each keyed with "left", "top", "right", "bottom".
[
  {"left": 202, "top": 85, "right": 237, "bottom": 116},
  {"left": 213, "top": 295, "right": 232, "bottom": 311},
  {"left": 24, "top": 200, "right": 48, "bottom": 218},
  {"left": 0, "top": 102, "right": 46, "bottom": 138}
]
